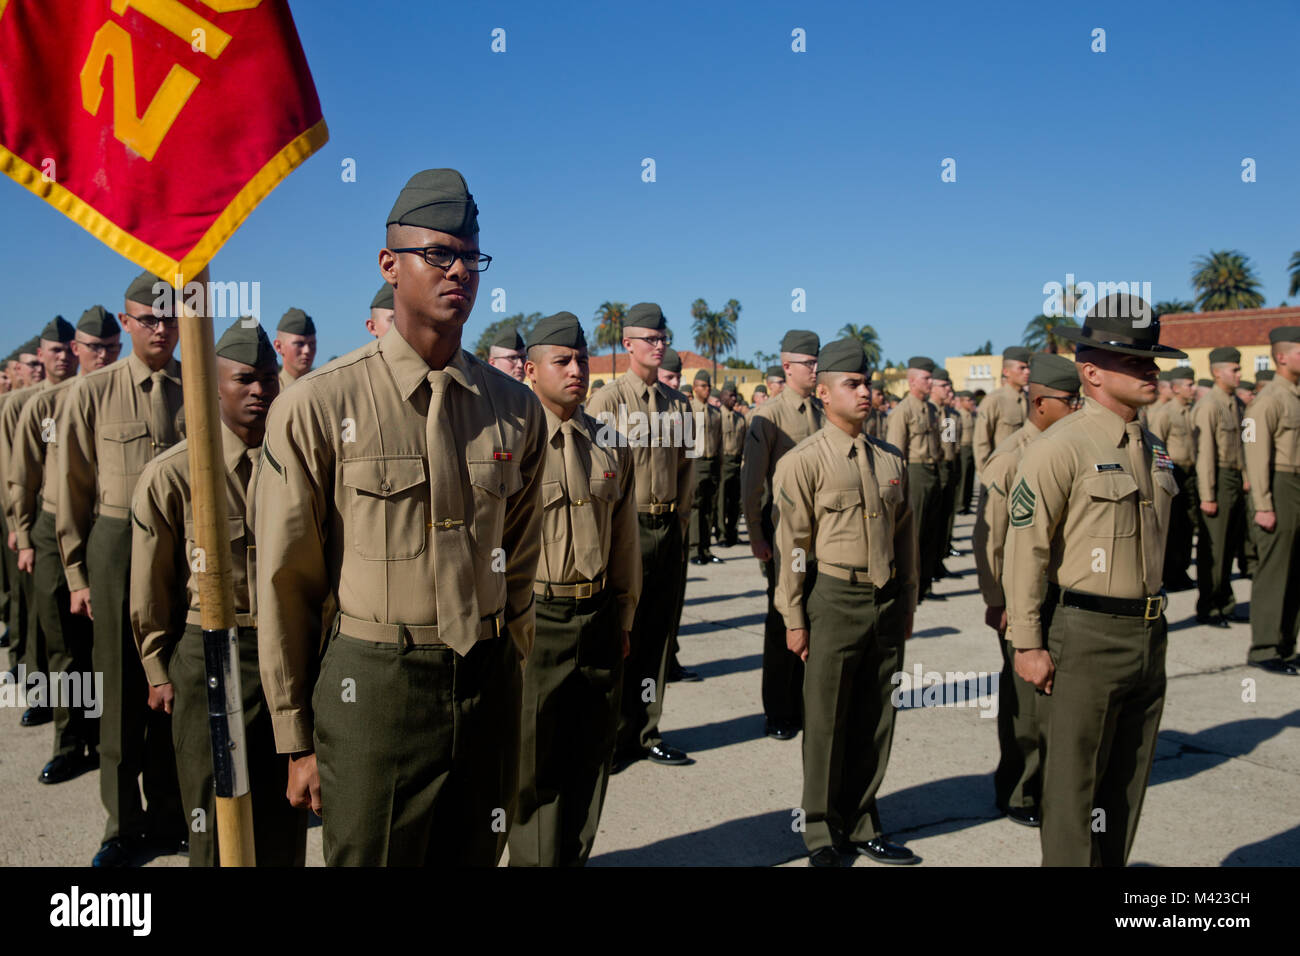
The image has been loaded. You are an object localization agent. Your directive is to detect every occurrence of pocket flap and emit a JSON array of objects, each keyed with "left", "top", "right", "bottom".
[
  {"left": 102, "top": 421, "right": 150, "bottom": 443},
  {"left": 1084, "top": 471, "right": 1140, "bottom": 501},
  {"left": 1153, "top": 470, "right": 1178, "bottom": 496},
  {"left": 542, "top": 479, "right": 565, "bottom": 508},
  {"left": 341, "top": 457, "right": 427, "bottom": 497},
  {"left": 589, "top": 476, "right": 618, "bottom": 501},
  {"left": 816, "top": 488, "right": 861, "bottom": 512}
]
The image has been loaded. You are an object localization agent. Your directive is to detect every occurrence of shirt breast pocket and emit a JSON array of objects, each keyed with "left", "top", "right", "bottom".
[
  {"left": 541, "top": 479, "right": 567, "bottom": 544},
  {"left": 100, "top": 421, "right": 152, "bottom": 480},
  {"left": 815, "top": 487, "right": 863, "bottom": 553},
  {"left": 1153, "top": 469, "right": 1178, "bottom": 499},
  {"left": 341, "top": 457, "right": 428, "bottom": 560},
  {"left": 1082, "top": 471, "right": 1139, "bottom": 538},
  {"left": 468, "top": 458, "right": 523, "bottom": 549}
]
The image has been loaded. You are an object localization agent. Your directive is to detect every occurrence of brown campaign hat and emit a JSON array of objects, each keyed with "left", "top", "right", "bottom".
[{"left": 1056, "top": 294, "right": 1187, "bottom": 358}]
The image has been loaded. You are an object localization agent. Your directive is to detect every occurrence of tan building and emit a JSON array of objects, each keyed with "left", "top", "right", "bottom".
[{"left": 587, "top": 349, "right": 766, "bottom": 401}]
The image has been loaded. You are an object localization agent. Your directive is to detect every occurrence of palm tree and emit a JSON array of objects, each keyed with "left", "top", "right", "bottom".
[
  {"left": 1288, "top": 251, "right": 1300, "bottom": 299},
  {"left": 1152, "top": 300, "right": 1195, "bottom": 318},
  {"left": 1022, "top": 313, "right": 1079, "bottom": 354},
  {"left": 691, "top": 297, "right": 740, "bottom": 384},
  {"left": 1191, "top": 251, "right": 1264, "bottom": 311},
  {"left": 592, "top": 301, "right": 627, "bottom": 374},
  {"left": 838, "top": 323, "right": 882, "bottom": 369}
]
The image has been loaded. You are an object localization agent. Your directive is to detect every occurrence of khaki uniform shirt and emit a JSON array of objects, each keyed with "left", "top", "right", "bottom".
[
  {"left": 1147, "top": 398, "right": 1195, "bottom": 468},
  {"left": 972, "top": 421, "right": 1040, "bottom": 607},
  {"left": 739, "top": 387, "right": 824, "bottom": 540},
  {"left": 772, "top": 424, "right": 918, "bottom": 629},
  {"left": 938, "top": 403, "right": 961, "bottom": 462},
  {"left": 885, "top": 392, "right": 941, "bottom": 465},
  {"left": 720, "top": 405, "right": 746, "bottom": 458},
  {"left": 7, "top": 378, "right": 75, "bottom": 549},
  {"left": 974, "top": 384, "right": 1028, "bottom": 472},
  {"left": 1243, "top": 376, "right": 1300, "bottom": 512},
  {"left": 689, "top": 395, "right": 722, "bottom": 459},
  {"left": 863, "top": 408, "right": 887, "bottom": 442},
  {"left": 1192, "top": 386, "right": 1245, "bottom": 501},
  {"left": 254, "top": 327, "right": 546, "bottom": 753},
  {"left": 56, "top": 353, "right": 185, "bottom": 591},
  {"left": 586, "top": 371, "right": 695, "bottom": 536},
  {"left": 958, "top": 407, "right": 974, "bottom": 448},
  {"left": 1, "top": 382, "right": 47, "bottom": 530},
  {"left": 536, "top": 406, "right": 641, "bottom": 630},
  {"left": 278, "top": 367, "right": 299, "bottom": 392},
  {"left": 130, "top": 424, "right": 258, "bottom": 686},
  {"left": 1003, "top": 398, "right": 1178, "bottom": 649}
]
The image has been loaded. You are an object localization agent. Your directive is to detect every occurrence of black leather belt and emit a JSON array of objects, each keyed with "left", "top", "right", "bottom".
[{"left": 1051, "top": 585, "right": 1166, "bottom": 621}]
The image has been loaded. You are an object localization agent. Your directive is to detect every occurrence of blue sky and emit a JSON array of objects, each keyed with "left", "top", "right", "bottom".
[{"left": 2, "top": 0, "right": 1297, "bottom": 364}]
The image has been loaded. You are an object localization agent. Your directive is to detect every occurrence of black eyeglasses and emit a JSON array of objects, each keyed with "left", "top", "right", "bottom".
[
  {"left": 391, "top": 246, "right": 492, "bottom": 273},
  {"left": 785, "top": 359, "right": 817, "bottom": 370},
  {"left": 627, "top": 335, "right": 668, "bottom": 347},
  {"left": 1040, "top": 395, "right": 1084, "bottom": 410},
  {"left": 135, "top": 315, "right": 178, "bottom": 331},
  {"left": 77, "top": 342, "right": 122, "bottom": 357}
]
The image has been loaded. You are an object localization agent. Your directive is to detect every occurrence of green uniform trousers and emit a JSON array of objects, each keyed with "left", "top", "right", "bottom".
[
  {"left": 1039, "top": 603, "right": 1166, "bottom": 867},
  {"left": 715, "top": 454, "right": 742, "bottom": 544},
  {"left": 1196, "top": 467, "right": 1245, "bottom": 619},
  {"left": 801, "top": 573, "right": 905, "bottom": 852},
  {"left": 958, "top": 446, "right": 975, "bottom": 513},
  {"left": 994, "top": 636, "right": 1040, "bottom": 812},
  {"left": 617, "top": 513, "right": 683, "bottom": 754},
  {"left": 761, "top": 504, "right": 804, "bottom": 728},
  {"left": 907, "top": 462, "right": 942, "bottom": 587},
  {"left": 1162, "top": 465, "right": 1197, "bottom": 584},
  {"left": 33, "top": 511, "right": 97, "bottom": 759},
  {"left": 0, "top": 508, "right": 10, "bottom": 649},
  {"left": 510, "top": 589, "right": 622, "bottom": 866},
  {"left": 689, "top": 455, "right": 720, "bottom": 558},
  {"left": 87, "top": 516, "right": 184, "bottom": 843},
  {"left": 941, "top": 457, "right": 960, "bottom": 554},
  {"left": 170, "top": 625, "right": 306, "bottom": 866},
  {"left": 1247, "top": 472, "right": 1300, "bottom": 662},
  {"left": 314, "top": 629, "right": 522, "bottom": 866},
  {"left": 1239, "top": 490, "right": 1258, "bottom": 578},
  {"left": 3, "top": 516, "right": 29, "bottom": 674}
]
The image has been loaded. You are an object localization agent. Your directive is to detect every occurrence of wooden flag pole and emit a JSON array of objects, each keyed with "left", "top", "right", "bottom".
[{"left": 175, "top": 267, "right": 256, "bottom": 867}]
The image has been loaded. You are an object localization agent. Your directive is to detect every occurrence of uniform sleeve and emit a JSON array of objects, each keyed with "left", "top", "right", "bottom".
[
  {"left": 973, "top": 454, "right": 1011, "bottom": 607},
  {"left": 7, "top": 396, "right": 43, "bottom": 550},
  {"left": 255, "top": 389, "right": 332, "bottom": 754},
  {"left": 55, "top": 384, "right": 97, "bottom": 592},
  {"left": 675, "top": 399, "right": 696, "bottom": 537},
  {"left": 1243, "top": 395, "right": 1279, "bottom": 511},
  {"left": 1003, "top": 440, "right": 1073, "bottom": 649},
  {"left": 1148, "top": 405, "right": 1171, "bottom": 445},
  {"left": 609, "top": 443, "right": 642, "bottom": 632},
  {"left": 1193, "top": 401, "right": 1217, "bottom": 502},
  {"left": 501, "top": 398, "right": 546, "bottom": 657},
  {"left": 892, "top": 464, "right": 919, "bottom": 613},
  {"left": 885, "top": 403, "right": 910, "bottom": 461},
  {"left": 973, "top": 400, "right": 997, "bottom": 472},
  {"left": 772, "top": 451, "right": 814, "bottom": 629},
  {"left": 129, "top": 462, "right": 183, "bottom": 686},
  {"left": 740, "top": 413, "right": 775, "bottom": 541}
]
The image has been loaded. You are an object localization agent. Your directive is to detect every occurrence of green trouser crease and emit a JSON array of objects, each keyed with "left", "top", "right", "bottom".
[
  {"left": 801, "top": 573, "right": 905, "bottom": 852},
  {"left": 907, "top": 463, "right": 941, "bottom": 587},
  {"left": 1161, "top": 465, "right": 1197, "bottom": 583},
  {"left": 689, "top": 456, "right": 720, "bottom": 558},
  {"left": 993, "top": 636, "right": 1040, "bottom": 811},
  {"left": 1239, "top": 489, "right": 1257, "bottom": 578},
  {"left": 760, "top": 504, "right": 803, "bottom": 727},
  {"left": 1196, "top": 467, "right": 1245, "bottom": 618},
  {"left": 1247, "top": 472, "right": 1300, "bottom": 662},
  {"left": 618, "top": 513, "right": 683, "bottom": 754},
  {"left": 669, "top": 530, "right": 687, "bottom": 661},
  {"left": 313, "top": 630, "right": 521, "bottom": 866},
  {"left": 715, "top": 455, "right": 742, "bottom": 542},
  {"left": 510, "top": 589, "right": 622, "bottom": 866},
  {"left": 33, "top": 511, "right": 97, "bottom": 758},
  {"left": 941, "top": 458, "right": 960, "bottom": 553},
  {"left": 958, "top": 446, "right": 975, "bottom": 511},
  {"left": 1039, "top": 604, "right": 1166, "bottom": 867},
  {"left": 88, "top": 516, "right": 184, "bottom": 843},
  {"left": 3, "top": 516, "right": 28, "bottom": 672},
  {"left": 170, "top": 624, "right": 307, "bottom": 866},
  {"left": 0, "top": 509, "right": 9, "bottom": 645}
]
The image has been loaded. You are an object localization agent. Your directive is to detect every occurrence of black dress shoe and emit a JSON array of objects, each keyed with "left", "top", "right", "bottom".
[
  {"left": 933, "top": 564, "right": 950, "bottom": 579},
  {"left": 92, "top": 838, "right": 134, "bottom": 868},
  {"left": 808, "top": 847, "right": 840, "bottom": 867},
  {"left": 609, "top": 750, "right": 641, "bottom": 774},
  {"left": 646, "top": 743, "right": 692, "bottom": 766},
  {"left": 690, "top": 556, "right": 708, "bottom": 566},
  {"left": 765, "top": 720, "right": 798, "bottom": 740},
  {"left": 948, "top": 548, "right": 960, "bottom": 558},
  {"left": 21, "top": 705, "right": 52, "bottom": 726},
  {"left": 724, "top": 537, "right": 738, "bottom": 548},
  {"left": 853, "top": 837, "right": 919, "bottom": 864},
  {"left": 667, "top": 661, "right": 702, "bottom": 683},
  {"left": 1004, "top": 805, "right": 1041, "bottom": 827},
  {"left": 39, "top": 752, "right": 95, "bottom": 785},
  {"left": 1196, "top": 614, "right": 1230, "bottom": 628},
  {"left": 1249, "top": 658, "right": 1299, "bottom": 675},
  {"left": 1226, "top": 611, "right": 1250, "bottom": 623}
]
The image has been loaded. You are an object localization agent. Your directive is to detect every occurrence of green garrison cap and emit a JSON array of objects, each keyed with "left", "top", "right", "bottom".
[
  {"left": 660, "top": 348, "right": 682, "bottom": 373},
  {"left": 780, "top": 330, "right": 819, "bottom": 356},
  {"left": 40, "top": 316, "right": 74, "bottom": 343},
  {"left": 624, "top": 302, "right": 666, "bottom": 331},
  {"left": 1208, "top": 346, "right": 1241, "bottom": 365},
  {"left": 1057, "top": 294, "right": 1187, "bottom": 359},
  {"left": 721, "top": 382, "right": 737, "bottom": 396},
  {"left": 1268, "top": 326, "right": 1300, "bottom": 345},
  {"left": 955, "top": 389, "right": 973, "bottom": 398},
  {"left": 370, "top": 283, "right": 394, "bottom": 311},
  {"left": 591, "top": 379, "right": 605, "bottom": 390},
  {"left": 1156, "top": 369, "right": 1172, "bottom": 381},
  {"left": 215, "top": 319, "right": 277, "bottom": 368},
  {"left": 1197, "top": 378, "right": 1214, "bottom": 388},
  {"left": 278, "top": 308, "right": 316, "bottom": 336},
  {"left": 908, "top": 355, "right": 936, "bottom": 372},
  {"left": 387, "top": 168, "right": 479, "bottom": 237},
  {"left": 694, "top": 369, "right": 711, "bottom": 384},
  {"left": 752, "top": 383, "right": 768, "bottom": 395},
  {"left": 932, "top": 368, "right": 952, "bottom": 383},
  {"left": 1166, "top": 366, "right": 1195, "bottom": 381},
  {"left": 491, "top": 326, "right": 525, "bottom": 351},
  {"left": 77, "top": 306, "right": 119, "bottom": 338},
  {"left": 15, "top": 335, "right": 39, "bottom": 356},
  {"left": 818, "top": 338, "right": 869, "bottom": 375},
  {"left": 1256, "top": 369, "right": 1275, "bottom": 382},
  {"left": 526, "top": 312, "right": 585, "bottom": 349},
  {"left": 1029, "top": 352, "right": 1081, "bottom": 393},
  {"left": 1002, "top": 346, "right": 1032, "bottom": 363},
  {"left": 125, "top": 271, "right": 170, "bottom": 308},
  {"left": 1239, "top": 380, "right": 1255, "bottom": 390},
  {"left": 765, "top": 365, "right": 785, "bottom": 381}
]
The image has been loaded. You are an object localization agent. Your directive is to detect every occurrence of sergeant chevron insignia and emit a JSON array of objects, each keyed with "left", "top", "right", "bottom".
[{"left": 1009, "top": 478, "right": 1036, "bottom": 527}]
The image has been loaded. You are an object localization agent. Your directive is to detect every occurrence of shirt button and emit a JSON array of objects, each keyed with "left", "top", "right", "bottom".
[{"left": 379, "top": 479, "right": 392, "bottom": 493}]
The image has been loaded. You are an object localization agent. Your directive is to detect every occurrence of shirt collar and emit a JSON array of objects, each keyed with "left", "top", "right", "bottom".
[
  {"left": 220, "top": 422, "right": 252, "bottom": 472},
  {"left": 822, "top": 420, "right": 857, "bottom": 458},
  {"left": 127, "top": 351, "right": 180, "bottom": 387},
  {"left": 1082, "top": 396, "right": 1131, "bottom": 447},
  {"left": 543, "top": 404, "right": 589, "bottom": 444},
  {"left": 378, "top": 325, "right": 478, "bottom": 401}
]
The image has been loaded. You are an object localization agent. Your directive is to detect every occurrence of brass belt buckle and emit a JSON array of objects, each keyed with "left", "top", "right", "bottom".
[
  {"left": 575, "top": 581, "right": 593, "bottom": 599},
  {"left": 1144, "top": 595, "right": 1162, "bottom": 620}
]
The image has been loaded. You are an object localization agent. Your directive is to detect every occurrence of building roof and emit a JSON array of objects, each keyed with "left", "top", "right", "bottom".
[
  {"left": 587, "top": 349, "right": 748, "bottom": 375},
  {"left": 1157, "top": 306, "right": 1300, "bottom": 349}
]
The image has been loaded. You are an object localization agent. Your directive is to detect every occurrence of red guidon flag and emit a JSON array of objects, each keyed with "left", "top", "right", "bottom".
[{"left": 0, "top": 0, "right": 327, "bottom": 278}]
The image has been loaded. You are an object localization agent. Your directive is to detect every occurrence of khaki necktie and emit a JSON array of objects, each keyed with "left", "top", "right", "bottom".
[
  {"left": 562, "top": 420, "right": 602, "bottom": 579},
  {"left": 855, "top": 436, "right": 891, "bottom": 588},
  {"left": 427, "top": 370, "right": 480, "bottom": 654},
  {"left": 647, "top": 384, "right": 672, "bottom": 502},
  {"left": 1125, "top": 421, "right": 1158, "bottom": 595},
  {"left": 149, "top": 371, "right": 176, "bottom": 449}
]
